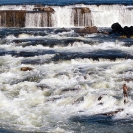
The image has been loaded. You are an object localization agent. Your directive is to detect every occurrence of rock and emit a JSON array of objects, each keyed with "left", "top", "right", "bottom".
[
  {"left": 43, "top": 7, "right": 55, "bottom": 12},
  {"left": 98, "top": 30, "right": 109, "bottom": 34},
  {"left": 73, "top": 7, "right": 92, "bottom": 27},
  {"left": 124, "top": 99, "right": 127, "bottom": 104},
  {"left": 36, "top": 84, "right": 51, "bottom": 90},
  {"left": 98, "top": 102, "right": 103, "bottom": 105},
  {"left": 78, "top": 110, "right": 84, "bottom": 112},
  {"left": 76, "top": 26, "right": 98, "bottom": 34},
  {"left": 20, "top": 67, "right": 33, "bottom": 71},
  {"left": 47, "top": 97, "right": 62, "bottom": 102},
  {"left": 130, "top": 35, "right": 133, "bottom": 38},
  {"left": 97, "top": 94, "right": 107, "bottom": 101},
  {"left": 33, "top": 6, "right": 55, "bottom": 12},
  {"left": 73, "top": 96, "right": 84, "bottom": 104},
  {"left": 111, "top": 22, "right": 123, "bottom": 34},
  {"left": 119, "top": 35, "right": 127, "bottom": 38},
  {"left": 110, "top": 23, "right": 133, "bottom": 38},
  {"left": 123, "top": 26, "right": 131, "bottom": 38},
  {"left": 73, "top": 7, "right": 91, "bottom": 13},
  {"left": 129, "top": 26, "right": 133, "bottom": 35},
  {"left": 100, "top": 108, "right": 124, "bottom": 116},
  {"left": 119, "top": 26, "right": 133, "bottom": 38},
  {"left": 123, "top": 26, "right": 133, "bottom": 38},
  {"left": 81, "top": 7, "right": 91, "bottom": 13},
  {"left": 98, "top": 96, "right": 102, "bottom": 101},
  {"left": 0, "top": 10, "right": 26, "bottom": 27},
  {"left": 60, "top": 87, "right": 80, "bottom": 95}
]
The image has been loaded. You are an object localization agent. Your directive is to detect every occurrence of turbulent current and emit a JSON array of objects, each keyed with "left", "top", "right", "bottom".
[
  {"left": 0, "top": 27, "right": 133, "bottom": 133},
  {"left": 0, "top": 2, "right": 133, "bottom": 133}
]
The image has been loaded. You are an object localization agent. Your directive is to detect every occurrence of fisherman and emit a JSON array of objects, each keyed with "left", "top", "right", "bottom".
[{"left": 123, "top": 84, "right": 128, "bottom": 104}]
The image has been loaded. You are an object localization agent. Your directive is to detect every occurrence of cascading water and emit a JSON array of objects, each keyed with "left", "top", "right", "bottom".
[
  {"left": 25, "top": 12, "right": 49, "bottom": 27},
  {"left": 0, "top": 4, "right": 132, "bottom": 27},
  {"left": 52, "top": 6, "right": 74, "bottom": 27},
  {"left": 0, "top": 1, "right": 133, "bottom": 132}
]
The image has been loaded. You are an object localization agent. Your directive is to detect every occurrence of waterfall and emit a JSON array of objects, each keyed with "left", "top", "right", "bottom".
[
  {"left": 0, "top": 4, "right": 132, "bottom": 27},
  {"left": 89, "top": 5, "right": 133, "bottom": 27},
  {"left": 25, "top": 12, "right": 50, "bottom": 27},
  {"left": 51, "top": 6, "right": 74, "bottom": 27}
]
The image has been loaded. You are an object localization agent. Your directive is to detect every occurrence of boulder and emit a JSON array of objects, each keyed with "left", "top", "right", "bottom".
[
  {"left": 123, "top": 26, "right": 131, "bottom": 38},
  {"left": 77, "top": 26, "right": 98, "bottom": 34},
  {"left": 123, "top": 26, "right": 133, "bottom": 38},
  {"left": 111, "top": 22, "right": 123, "bottom": 34},
  {"left": 129, "top": 26, "right": 133, "bottom": 35},
  {"left": 20, "top": 67, "right": 33, "bottom": 71},
  {"left": 81, "top": 7, "right": 91, "bottom": 13},
  {"left": 111, "top": 23, "right": 133, "bottom": 38}
]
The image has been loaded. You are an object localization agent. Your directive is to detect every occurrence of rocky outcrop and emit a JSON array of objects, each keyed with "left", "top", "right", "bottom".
[
  {"left": 0, "top": 10, "right": 26, "bottom": 27},
  {"left": 43, "top": 7, "right": 55, "bottom": 12},
  {"left": 111, "top": 22, "right": 123, "bottom": 34},
  {"left": 73, "top": 7, "right": 92, "bottom": 27},
  {"left": 110, "top": 22, "right": 133, "bottom": 38},
  {"left": 0, "top": 7, "right": 54, "bottom": 28},
  {"left": 76, "top": 26, "right": 98, "bottom": 34},
  {"left": 80, "top": 7, "right": 91, "bottom": 13},
  {"left": 0, "top": 9, "right": 53, "bottom": 27},
  {"left": 32, "top": 6, "right": 54, "bottom": 27},
  {"left": 33, "top": 6, "right": 55, "bottom": 12},
  {"left": 73, "top": 7, "right": 91, "bottom": 13},
  {"left": 123, "top": 26, "right": 133, "bottom": 38}
]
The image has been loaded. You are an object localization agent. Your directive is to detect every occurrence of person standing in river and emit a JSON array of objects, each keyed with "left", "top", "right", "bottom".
[{"left": 123, "top": 84, "right": 128, "bottom": 104}]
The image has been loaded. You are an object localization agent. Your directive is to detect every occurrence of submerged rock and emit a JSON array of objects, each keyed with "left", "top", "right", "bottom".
[
  {"left": 36, "top": 84, "right": 51, "bottom": 90},
  {"left": 73, "top": 96, "right": 84, "bottom": 104},
  {"left": 99, "top": 108, "right": 124, "bottom": 116},
  {"left": 20, "top": 67, "right": 33, "bottom": 71}
]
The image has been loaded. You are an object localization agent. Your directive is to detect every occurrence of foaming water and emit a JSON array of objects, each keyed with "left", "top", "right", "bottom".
[
  {"left": 0, "top": 27, "right": 133, "bottom": 133},
  {"left": 0, "top": 5, "right": 133, "bottom": 27}
]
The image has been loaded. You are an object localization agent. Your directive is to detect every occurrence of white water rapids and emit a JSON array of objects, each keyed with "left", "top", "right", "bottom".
[{"left": 0, "top": 28, "right": 133, "bottom": 133}]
